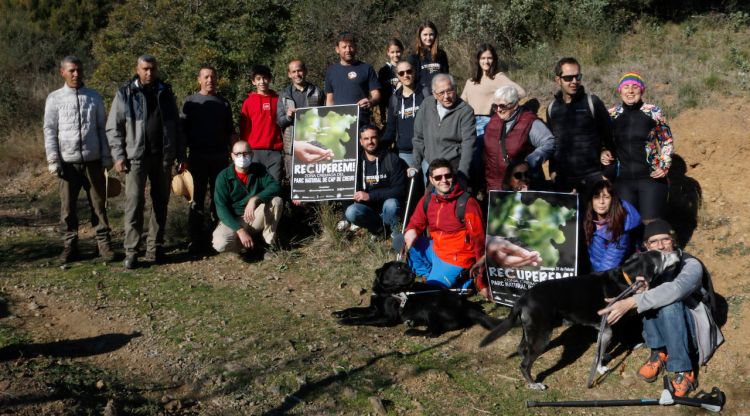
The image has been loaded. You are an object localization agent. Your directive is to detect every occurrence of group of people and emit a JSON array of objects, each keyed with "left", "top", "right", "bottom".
[{"left": 44, "top": 20, "right": 718, "bottom": 398}]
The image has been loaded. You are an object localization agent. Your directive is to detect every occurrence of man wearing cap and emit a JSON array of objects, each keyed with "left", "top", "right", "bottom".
[
  {"left": 107, "top": 54, "right": 187, "bottom": 269},
  {"left": 212, "top": 141, "right": 282, "bottom": 257},
  {"left": 181, "top": 65, "right": 234, "bottom": 255},
  {"left": 44, "top": 55, "right": 115, "bottom": 263},
  {"left": 598, "top": 219, "right": 723, "bottom": 397},
  {"left": 546, "top": 57, "right": 612, "bottom": 199}
]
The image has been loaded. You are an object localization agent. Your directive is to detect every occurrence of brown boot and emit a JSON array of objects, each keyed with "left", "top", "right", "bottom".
[
  {"left": 59, "top": 244, "right": 79, "bottom": 264},
  {"left": 98, "top": 242, "right": 116, "bottom": 262}
]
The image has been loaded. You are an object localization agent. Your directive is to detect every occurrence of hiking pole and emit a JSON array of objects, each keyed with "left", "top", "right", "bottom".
[
  {"left": 587, "top": 279, "right": 644, "bottom": 388},
  {"left": 527, "top": 377, "right": 726, "bottom": 412},
  {"left": 393, "top": 176, "right": 416, "bottom": 261}
]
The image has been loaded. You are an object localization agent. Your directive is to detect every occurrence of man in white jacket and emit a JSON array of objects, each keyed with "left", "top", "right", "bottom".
[
  {"left": 44, "top": 56, "right": 114, "bottom": 263},
  {"left": 599, "top": 219, "right": 723, "bottom": 397}
]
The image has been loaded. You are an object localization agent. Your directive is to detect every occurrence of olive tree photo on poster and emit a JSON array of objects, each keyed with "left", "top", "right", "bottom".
[
  {"left": 291, "top": 104, "right": 359, "bottom": 201},
  {"left": 485, "top": 191, "right": 579, "bottom": 306}
]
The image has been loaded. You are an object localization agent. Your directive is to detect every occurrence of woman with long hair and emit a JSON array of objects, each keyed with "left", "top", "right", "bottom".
[
  {"left": 407, "top": 20, "right": 449, "bottom": 96},
  {"left": 584, "top": 179, "right": 642, "bottom": 272}
]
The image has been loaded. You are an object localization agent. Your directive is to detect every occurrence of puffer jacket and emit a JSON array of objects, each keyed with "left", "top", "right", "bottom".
[
  {"left": 587, "top": 200, "right": 641, "bottom": 272},
  {"left": 44, "top": 84, "right": 111, "bottom": 171},
  {"left": 106, "top": 76, "right": 185, "bottom": 164},
  {"left": 406, "top": 183, "right": 484, "bottom": 269}
]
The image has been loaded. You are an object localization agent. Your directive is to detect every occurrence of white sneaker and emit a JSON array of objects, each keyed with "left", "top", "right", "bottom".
[
  {"left": 349, "top": 224, "right": 360, "bottom": 232},
  {"left": 336, "top": 220, "right": 350, "bottom": 232}
]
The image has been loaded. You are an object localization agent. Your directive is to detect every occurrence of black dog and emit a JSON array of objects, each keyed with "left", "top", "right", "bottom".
[
  {"left": 479, "top": 250, "right": 680, "bottom": 390},
  {"left": 332, "top": 261, "right": 500, "bottom": 337}
]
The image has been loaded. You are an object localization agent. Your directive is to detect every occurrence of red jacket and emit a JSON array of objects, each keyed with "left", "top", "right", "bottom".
[
  {"left": 240, "top": 91, "right": 283, "bottom": 150},
  {"left": 407, "top": 184, "right": 485, "bottom": 271}
]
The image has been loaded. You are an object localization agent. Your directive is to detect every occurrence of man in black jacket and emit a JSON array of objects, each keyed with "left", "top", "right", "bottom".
[
  {"left": 340, "top": 125, "right": 406, "bottom": 238},
  {"left": 546, "top": 57, "right": 612, "bottom": 199}
]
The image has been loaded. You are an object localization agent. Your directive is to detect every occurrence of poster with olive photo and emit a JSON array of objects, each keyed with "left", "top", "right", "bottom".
[
  {"left": 291, "top": 105, "right": 359, "bottom": 201},
  {"left": 485, "top": 191, "right": 579, "bottom": 306}
]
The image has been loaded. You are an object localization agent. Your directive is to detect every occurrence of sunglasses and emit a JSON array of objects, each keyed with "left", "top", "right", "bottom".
[
  {"left": 513, "top": 171, "right": 529, "bottom": 180},
  {"left": 493, "top": 103, "right": 515, "bottom": 112},
  {"left": 560, "top": 74, "right": 583, "bottom": 82},
  {"left": 397, "top": 69, "right": 413, "bottom": 76},
  {"left": 431, "top": 173, "right": 453, "bottom": 181},
  {"left": 233, "top": 151, "right": 253, "bottom": 157}
]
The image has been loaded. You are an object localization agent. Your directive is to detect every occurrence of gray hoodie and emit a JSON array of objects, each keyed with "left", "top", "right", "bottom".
[
  {"left": 44, "top": 84, "right": 111, "bottom": 172},
  {"left": 412, "top": 95, "right": 476, "bottom": 178}
]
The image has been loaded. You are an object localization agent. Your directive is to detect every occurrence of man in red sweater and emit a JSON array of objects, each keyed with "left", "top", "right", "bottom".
[{"left": 240, "top": 65, "right": 283, "bottom": 181}]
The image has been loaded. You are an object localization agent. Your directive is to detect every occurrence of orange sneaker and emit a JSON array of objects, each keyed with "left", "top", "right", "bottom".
[
  {"left": 637, "top": 350, "right": 668, "bottom": 382},
  {"left": 671, "top": 371, "right": 697, "bottom": 397}
]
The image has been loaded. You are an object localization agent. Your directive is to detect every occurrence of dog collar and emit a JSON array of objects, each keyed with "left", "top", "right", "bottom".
[{"left": 622, "top": 271, "right": 633, "bottom": 285}]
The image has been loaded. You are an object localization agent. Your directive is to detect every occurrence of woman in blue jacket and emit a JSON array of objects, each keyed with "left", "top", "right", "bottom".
[{"left": 584, "top": 179, "right": 641, "bottom": 272}]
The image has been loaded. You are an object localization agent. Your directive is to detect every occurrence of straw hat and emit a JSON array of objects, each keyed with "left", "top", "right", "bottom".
[
  {"left": 106, "top": 176, "right": 122, "bottom": 198},
  {"left": 171, "top": 170, "right": 194, "bottom": 202}
]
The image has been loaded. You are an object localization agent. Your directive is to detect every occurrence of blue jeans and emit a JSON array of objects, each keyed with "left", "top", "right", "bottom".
[
  {"left": 399, "top": 152, "right": 414, "bottom": 168},
  {"left": 408, "top": 236, "right": 471, "bottom": 289},
  {"left": 345, "top": 199, "right": 401, "bottom": 235},
  {"left": 642, "top": 301, "right": 696, "bottom": 372}
]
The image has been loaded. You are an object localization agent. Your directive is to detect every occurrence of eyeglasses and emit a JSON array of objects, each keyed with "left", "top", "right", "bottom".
[
  {"left": 233, "top": 151, "right": 253, "bottom": 157},
  {"left": 431, "top": 173, "right": 453, "bottom": 181},
  {"left": 434, "top": 88, "right": 455, "bottom": 98},
  {"left": 560, "top": 74, "right": 583, "bottom": 83},
  {"left": 646, "top": 236, "right": 673, "bottom": 246},
  {"left": 512, "top": 171, "right": 529, "bottom": 180},
  {"left": 397, "top": 69, "right": 413, "bottom": 76},
  {"left": 494, "top": 102, "right": 516, "bottom": 111}
]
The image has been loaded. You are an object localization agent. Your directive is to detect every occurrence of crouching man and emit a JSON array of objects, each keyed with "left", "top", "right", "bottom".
[
  {"left": 598, "top": 219, "right": 724, "bottom": 397},
  {"left": 404, "top": 158, "right": 485, "bottom": 289},
  {"left": 339, "top": 125, "right": 406, "bottom": 238},
  {"left": 212, "top": 141, "right": 282, "bottom": 257}
]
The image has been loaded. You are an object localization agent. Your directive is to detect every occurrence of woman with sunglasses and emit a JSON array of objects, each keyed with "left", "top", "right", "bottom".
[
  {"left": 501, "top": 160, "right": 531, "bottom": 191},
  {"left": 483, "top": 85, "right": 554, "bottom": 192},
  {"left": 381, "top": 61, "right": 424, "bottom": 167},
  {"left": 584, "top": 179, "right": 641, "bottom": 272},
  {"left": 377, "top": 38, "right": 404, "bottom": 124},
  {"left": 407, "top": 20, "right": 449, "bottom": 97},
  {"left": 601, "top": 72, "right": 673, "bottom": 224}
]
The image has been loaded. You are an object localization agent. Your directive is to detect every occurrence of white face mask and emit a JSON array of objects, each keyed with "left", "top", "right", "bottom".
[{"left": 234, "top": 155, "right": 252, "bottom": 169}]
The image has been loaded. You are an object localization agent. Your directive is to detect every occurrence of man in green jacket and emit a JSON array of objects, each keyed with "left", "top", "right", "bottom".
[{"left": 212, "top": 141, "right": 282, "bottom": 256}]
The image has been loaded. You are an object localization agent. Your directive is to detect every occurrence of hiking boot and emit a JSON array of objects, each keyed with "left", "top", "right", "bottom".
[
  {"left": 336, "top": 220, "right": 350, "bottom": 232},
  {"left": 144, "top": 247, "right": 165, "bottom": 264},
  {"left": 59, "top": 244, "right": 79, "bottom": 264},
  {"left": 671, "top": 371, "right": 696, "bottom": 397},
  {"left": 637, "top": 350, "right": 668, "bottom": 382},
  {"left": 98, "top": 242, "right": 116, "bottom": 262},
  {"left": 123, "top": 254, "right": 138, "bottom": 270}
]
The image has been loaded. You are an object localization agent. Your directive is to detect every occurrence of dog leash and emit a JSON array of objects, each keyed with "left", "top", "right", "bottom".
[
  {"left": 587, "top": 279, "right": 645, "bottom": 388},
  {"left": 389, "top": 288, "right": 473, "bottom": 309}
]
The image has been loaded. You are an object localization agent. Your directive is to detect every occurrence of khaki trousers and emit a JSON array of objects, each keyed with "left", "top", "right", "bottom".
[
  {"left": 212, "top": 196, "right": 283, "bottom": 253},
  {"left": 59, "top": 161, "right": 111, "bottom": 245}
]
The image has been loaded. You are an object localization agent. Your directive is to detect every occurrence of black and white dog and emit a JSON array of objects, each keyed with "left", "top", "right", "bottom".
[
  {"left": 479, "top": 250, "right": 681, "bottom": 390},
  {"left": 333, "top": 261, "right": 500, "bottom": 337}
]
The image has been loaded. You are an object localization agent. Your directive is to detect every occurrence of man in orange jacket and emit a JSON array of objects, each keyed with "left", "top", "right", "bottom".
[{"left": 404, "top": 158, "right": 485, "bottom": 290}]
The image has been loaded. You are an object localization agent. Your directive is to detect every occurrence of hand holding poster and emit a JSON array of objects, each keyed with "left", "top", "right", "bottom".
[
  {"left": 485, "top": 191, "right": 579, "bottom": 306},
  {"left": 291, "top": 105, "right": 359, "bottom": 201}
]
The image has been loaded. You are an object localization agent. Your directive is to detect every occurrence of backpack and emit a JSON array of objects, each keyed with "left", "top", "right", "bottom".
[{"left": 422, "top": 191, "right": 471, "bottom": 224}]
